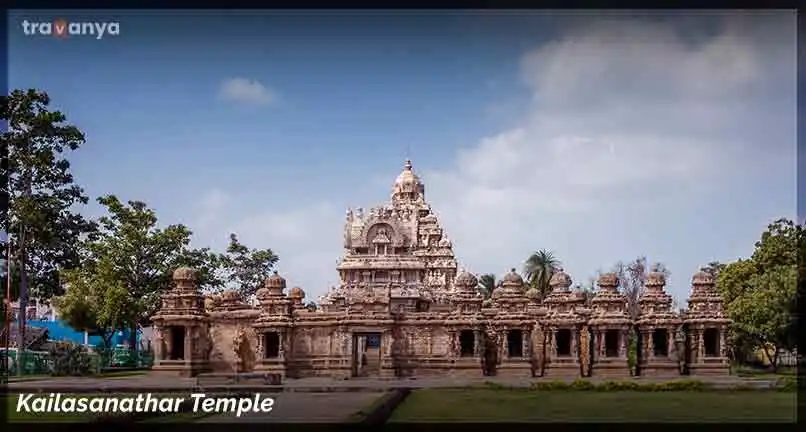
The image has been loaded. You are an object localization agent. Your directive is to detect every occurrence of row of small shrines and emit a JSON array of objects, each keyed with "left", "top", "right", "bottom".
[{"left": 150, "top": 267, "right": 730, "bottom": 378}]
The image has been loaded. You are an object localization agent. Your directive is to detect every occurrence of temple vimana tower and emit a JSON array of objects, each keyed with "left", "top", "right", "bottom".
[{"left": 151, "top": 160, "right": 730, "bottom": 379}]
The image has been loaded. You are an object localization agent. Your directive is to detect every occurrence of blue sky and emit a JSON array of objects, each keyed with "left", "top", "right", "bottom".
[{"left": 7, "top": 10, "right": 798, "bottom": 305}]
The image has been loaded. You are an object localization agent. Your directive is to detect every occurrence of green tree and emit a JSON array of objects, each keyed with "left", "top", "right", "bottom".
[
  {"left": 53, "top": 263, "right": 135, "bottom": 352},
  {"left": 700, "top": 261, "right": 727, "bottom": 279},
  {"left": 83, "top": 195, "right": 214, "bottom": 350},
  {"left": 726, "top": 266, "right": 796, "bottom": 370},
  {"left": 172, "top": 246, "right": 225, "bottom": 293},
  {"left": 219, "top": 233, "right": 279, "bottom": 298},
  {"left": 1, "top": 89, "right": 97, "bottom": 363},
  {"left": 716, "top": 218, "right": 799, "bottom": 370},
  {"left": 523, "top": 249, "right": 561, "bottom": 299},
  {"left": 477, "top": 274, "right": 497, "bottom": 299}
]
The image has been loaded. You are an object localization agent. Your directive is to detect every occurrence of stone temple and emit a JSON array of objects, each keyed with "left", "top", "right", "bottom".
[{"left": 151, "top": 160, "right": 730, "bottom": 379}]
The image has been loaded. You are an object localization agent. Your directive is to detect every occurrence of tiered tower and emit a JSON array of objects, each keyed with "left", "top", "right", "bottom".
[
  {"left": 335, "top": 159, "right": 458, "bottom": 312},
  {"left": 636, "top": 270, "right": 682, "bottom": 377}
]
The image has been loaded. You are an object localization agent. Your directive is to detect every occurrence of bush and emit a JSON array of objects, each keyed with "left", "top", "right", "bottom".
[
  {"left": 531, "top": 380, "right": 572, "bottom": 391},
  {"left": 569, "top": 379, "right": 596, "bottom": 390},
  {"left": 647, "top": 380, "right": 704, "bottom": 391},
  {"left": 596, "top": 380, "right": 641, "bottom": 391},
  {"left": 776, "top": 377, "right": 797, "bottom": 392},
  {"left": 530, "top": 379, "right": 706, "bottom": 392},
  {"left": 49, "top": 342, "right": 95, "bottom": 377},
  {"left": 627, "top": 331, "right": 637, "bottom": 375}
]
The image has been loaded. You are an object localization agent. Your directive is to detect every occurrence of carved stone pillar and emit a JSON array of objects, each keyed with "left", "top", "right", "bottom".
[
  {"left": 667, "top": 327, "right": 676, "bottom": 359},
  {"left": 571, "top": 329, "right": 578, "bottom": 358},
  {"left": 696, "top": 329, "right": 704, "bottom": 361},
  {"left": 163, "top": 328, "right": 173, "bottom": 360},
  {"left": 153, "top": 334, "right": 163, "bottom": 361},
  {"left": 600, "top": 331, "right": 607, "bottom": 358},
  {"left": 719, "top": 328, "right": 727, "bottom": 358},
  {"left": 549, "top": 329, "right": 556, "bottom": 359},
  {"left": 184, "top": 326, "right": 192, "bottom": 365},
  {"left": 278, "top": 330, "right": 287, "bottom": 360},
  {"left": 522, "top": 330, "right": 530, "bottom": 359},
  {"left": 448, "top": 331, "right": 457, "bottom": 357}
]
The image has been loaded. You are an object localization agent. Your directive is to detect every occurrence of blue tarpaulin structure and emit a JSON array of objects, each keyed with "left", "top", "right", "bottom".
[{"left": 23, "top": 320, "right": 140, "bottom": 347}]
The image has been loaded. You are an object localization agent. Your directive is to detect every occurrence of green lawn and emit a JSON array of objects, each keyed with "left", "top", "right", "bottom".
[{"left": 390, "top": 389, "right": 797, "bottom": 423}]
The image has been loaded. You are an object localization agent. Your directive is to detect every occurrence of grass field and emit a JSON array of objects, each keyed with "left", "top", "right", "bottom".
[{"left": 389, "top": 388, "right": 797, "bottom": 423}]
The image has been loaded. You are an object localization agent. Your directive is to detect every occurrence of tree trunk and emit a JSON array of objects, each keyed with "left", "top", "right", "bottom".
[
  {"left": 761, "top": 343, "right": 776, "bottom": 371},
  {"left": 15, "top": 228, "right": 28, "bottom": 376},
  {"left": 16, "top": 151, "right": 33, "bottom": 376}
]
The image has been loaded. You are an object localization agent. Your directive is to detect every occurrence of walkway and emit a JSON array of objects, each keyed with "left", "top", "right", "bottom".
[{"left": 198, "top": 392, "right": 383, "bottom": 423}]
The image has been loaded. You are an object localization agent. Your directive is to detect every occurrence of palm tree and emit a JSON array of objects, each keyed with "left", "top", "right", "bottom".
[
  {"left": 477, "top": 274, "right": 497, "bottom": 299},
  {"left": 523, "top": 249, "right": 562, "bottom": 299}
]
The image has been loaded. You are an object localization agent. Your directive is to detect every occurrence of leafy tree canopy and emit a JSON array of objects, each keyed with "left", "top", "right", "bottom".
[
  {"left": 219, "top": 233, "right": 279, "bottom": 298},
  {"left": 477, "top": 273, "right": 497, "bottom": 299},
  {"left": 81, "top": 195, "right": 218, "bottom": 340},
  {"left": 716, "top": 218, "right": 799, "bottom": 367},
  {"left": 52, "top": 262, "right": 134, "bottom": 349},
  {"left": 1, "top": 89, "right": 96, "bottom": 299},
  {"left": 523, "top": 249, "right": 561, "bottom": 299}
]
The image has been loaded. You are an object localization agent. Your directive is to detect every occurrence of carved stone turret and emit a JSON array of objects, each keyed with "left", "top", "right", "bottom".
[
  {"left": 636, "top": 271, "right": 682, "bottom": 377},
  {"left": 151, "top": 267, "right": 211, "bottom": 377},
  {"left": 488, "top": 269, "right": 532, "bottom": 377},
  {"left": 252, "top": 271, "right": 293, "bottom": 379},
  {"left": 588, "top": 273, "right": 631, "bottom": 377},
  {"left": 684, "top": 271, "right": 730, "bottom": 375},
  {"left": 542, "top": 269, "right": 585, "bottom": 377}
]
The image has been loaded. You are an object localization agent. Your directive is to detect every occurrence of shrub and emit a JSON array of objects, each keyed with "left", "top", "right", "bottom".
[
  {"left": 49, "top": 342, "right": 95, "bottom": 377},
  {"left": 776, "top": 377, "right": 797, "bottom": 392},
  {"left": 648, "top": 380, "right": 704, "bottom": 391},
  {"left": 596, "top": 380, "right": 641, "bottom": 391},
  {"left": 530, "top": 379, "right": 708, "bottom": 392},
  {"left": 627, "top": 331, "right": 637, "bottom": 375},
  {"left": 569, "top": 379, "right": 596, "bottom": 390},
  {"left": 531, "top": 380, "right": 571, "bottom": 391}
]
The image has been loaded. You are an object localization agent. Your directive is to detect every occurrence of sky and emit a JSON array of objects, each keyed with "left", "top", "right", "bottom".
[{"left": 7, "top": 10, "right": 798, "bottom": 305}]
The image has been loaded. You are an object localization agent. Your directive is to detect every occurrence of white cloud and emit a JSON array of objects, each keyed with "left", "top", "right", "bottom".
[
  {"left": 195, "top": 13, "right": 796, "bottom": 303},
  {"left": 425, "top": 13, "right": 796, "bottom": 300},
  {"left": 218, "top": 78, "right": 276, "bottom": 105}
]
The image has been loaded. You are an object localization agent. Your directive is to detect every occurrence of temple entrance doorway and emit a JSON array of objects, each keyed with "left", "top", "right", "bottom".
[
  {"left": 168, "top": 326, "right": 185, "bottom": 360},
  {"left": 352, "top": 333, "right": 382, "bottom": 377}
]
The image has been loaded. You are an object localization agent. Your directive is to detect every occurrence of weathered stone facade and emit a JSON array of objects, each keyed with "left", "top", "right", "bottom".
[{"left": 151, "top": 160, "right": 731, "bottom": 378}]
